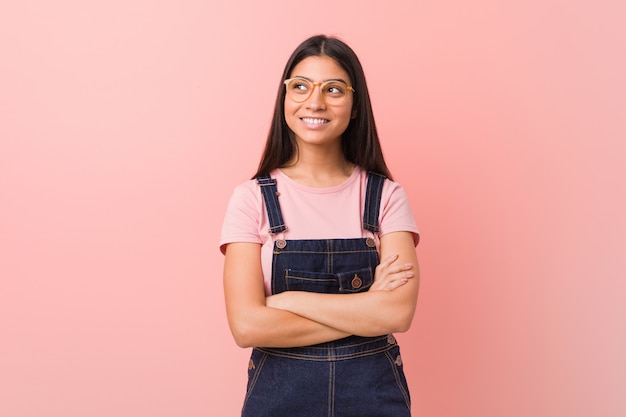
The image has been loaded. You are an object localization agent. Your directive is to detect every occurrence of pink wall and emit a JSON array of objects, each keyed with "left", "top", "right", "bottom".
[{"left": 1, "top": 1, "right": 624, "bottom": 416}]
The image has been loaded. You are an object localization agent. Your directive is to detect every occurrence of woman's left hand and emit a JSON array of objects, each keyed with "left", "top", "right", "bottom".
[{"left": 370, "top": 253, "right": 414, "bottom": 292}]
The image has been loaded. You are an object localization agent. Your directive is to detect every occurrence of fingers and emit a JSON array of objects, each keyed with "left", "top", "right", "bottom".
[
  {"left": 379, "top": 253, "right": 399, "bottom": 268},
  {"left": 372, "top": 255, "right": 414, "bottom": 292},
  {"left": 371, "top": 274, "right": 408, "bottom": 291},
  {"left": 378, "top": 254, "right": 413, "bottom": 276},
  {"left": 384, "top": 276, "right": 408, "bottom": 291}
]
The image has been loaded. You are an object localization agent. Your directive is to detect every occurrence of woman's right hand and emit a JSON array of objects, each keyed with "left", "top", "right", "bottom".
[{"left": 370, "top": 254, "right": 414, "bottom": 292}]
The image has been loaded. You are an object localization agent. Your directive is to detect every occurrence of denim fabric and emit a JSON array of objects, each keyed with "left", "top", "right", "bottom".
[
  {"left": 362, "top": 171, "right": 385, "bottom": 233},
  {"left": 243, "top": 174, "right": 411, "bottom": 417},
  {"left": 257, "top": 176, "right": 287, "bottom": 234}
]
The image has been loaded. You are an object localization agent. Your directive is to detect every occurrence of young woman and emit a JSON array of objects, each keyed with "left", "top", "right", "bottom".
[{"left": 220, "top": 35, "right": 420, "bottom": 417}]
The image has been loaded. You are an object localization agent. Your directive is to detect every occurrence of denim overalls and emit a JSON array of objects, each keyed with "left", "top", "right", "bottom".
[{"left": 242, "top": 173, "right": 411, "bottom": 417}]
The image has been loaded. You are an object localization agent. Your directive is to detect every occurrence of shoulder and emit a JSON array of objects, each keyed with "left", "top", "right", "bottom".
[
  {"left": 220, "top": 178, "right": 265, "bottom": 254},
  {"left": 224, "top": 178, "right": 261, "bottom": 213},
  {"left": 228, "top": 168, "right": 294, "bottom": 209},
  {"left": 374, "top": 174, "right": 420, "bottom": 246},
  {"left": 356, "top": 168, "right": 407, "bottom": 199},
  {"left": 231, "top": 177, "right": 261, "bottom": 198},
  {"left": 383, "top": 177, "right": 410, "bottom": 202}
]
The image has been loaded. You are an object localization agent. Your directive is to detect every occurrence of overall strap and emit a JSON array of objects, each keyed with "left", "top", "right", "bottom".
[
  {"left": 362, "top": 172, "right": 386, "bottom": 233},
  {"left": 256, "top": 175, "right": 287, "bottom": 234}
]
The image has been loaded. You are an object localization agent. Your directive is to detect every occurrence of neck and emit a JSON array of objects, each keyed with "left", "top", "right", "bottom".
[{"left": 281, "top": 143, "right": 354, "bottom": 187}]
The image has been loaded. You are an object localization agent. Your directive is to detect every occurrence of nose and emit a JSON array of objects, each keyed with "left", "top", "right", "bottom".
[{"left": 306, "top": 83, "right": 326, "bottom": 110}]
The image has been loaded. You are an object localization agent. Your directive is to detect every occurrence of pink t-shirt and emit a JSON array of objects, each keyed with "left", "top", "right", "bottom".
[{"left": 220, "top": 167, "right": 419, "bottom": 295}]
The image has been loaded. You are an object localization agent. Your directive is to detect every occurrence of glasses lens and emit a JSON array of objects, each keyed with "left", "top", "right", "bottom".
[
  {"left": 285, "top": 78, "right": 313, "bottom": 102},
  {"left": 321, "top": 81, "right": 348, "bottom": 105}
]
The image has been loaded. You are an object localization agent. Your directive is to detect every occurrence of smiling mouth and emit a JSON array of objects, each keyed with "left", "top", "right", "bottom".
[{"left": 301, "top": 117, "right": 329, "bottom": 125}]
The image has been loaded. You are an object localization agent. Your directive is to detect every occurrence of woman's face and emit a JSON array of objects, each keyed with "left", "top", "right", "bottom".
[{"left": 284, "top": 55, "right": 354, "bottom": 149}]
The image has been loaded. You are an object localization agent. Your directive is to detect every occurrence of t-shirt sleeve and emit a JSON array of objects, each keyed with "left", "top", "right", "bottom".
[
  {"left": 219, "top": 181, "right": 263, "bottom": 254},
  {"left": 379, "top": 182, "right": 420, "bottom": 246}
]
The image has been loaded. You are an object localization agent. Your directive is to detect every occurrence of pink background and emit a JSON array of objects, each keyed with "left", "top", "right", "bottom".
[{"left": 2, "top": 1, "right": 624, "bottom": 416}]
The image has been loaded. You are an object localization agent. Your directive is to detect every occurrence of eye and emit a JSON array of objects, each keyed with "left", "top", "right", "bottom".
[
  {"left": 324, "top": 83, "right": 346, "bottom": 97},
  {"left": 289, "top": 79, "right": 311, "bottom": 94}
]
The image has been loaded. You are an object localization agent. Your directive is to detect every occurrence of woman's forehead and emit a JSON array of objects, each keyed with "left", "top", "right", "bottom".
[{"left": 290, "top": 56, "right": 350, "bottom": 83}]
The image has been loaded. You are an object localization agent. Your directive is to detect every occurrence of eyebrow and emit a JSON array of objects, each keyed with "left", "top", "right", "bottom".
[{"left": 293, "top": 75, "right": 350, "bottom": 84}]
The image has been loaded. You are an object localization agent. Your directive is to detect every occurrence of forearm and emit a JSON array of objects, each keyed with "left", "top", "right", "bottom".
[
  {"left": 267, "top": 282, "right": 418, "bottom": 337},
  {"left": 228, "top": 304, "right": 350, "bottom": 348}
]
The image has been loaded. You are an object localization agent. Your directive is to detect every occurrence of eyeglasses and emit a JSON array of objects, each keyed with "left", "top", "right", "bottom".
[{"left": 283, "top": 77, "right": 355, "bottom": 105}]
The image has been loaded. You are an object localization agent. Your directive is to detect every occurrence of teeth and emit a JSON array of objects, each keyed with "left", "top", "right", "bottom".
[{"left": 302, "top": 118, "right": 328, "bottom": 124}]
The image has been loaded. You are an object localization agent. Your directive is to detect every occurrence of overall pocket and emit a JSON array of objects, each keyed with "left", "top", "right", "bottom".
[
  {"left": 284, "top": 269, "right": 338, "bottom": 293},
  {"left": 284, "top": 266, "right": 375, "bottom": 294}
]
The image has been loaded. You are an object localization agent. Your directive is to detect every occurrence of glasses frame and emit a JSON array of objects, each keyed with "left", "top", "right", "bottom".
[{"left": 283, "top": 77, "right": 355, "bottom": 105}]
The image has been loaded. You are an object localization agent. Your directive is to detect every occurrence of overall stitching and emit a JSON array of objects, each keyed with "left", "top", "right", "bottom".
[{"left": 385, "top": 349, "right": 412, "bottom": 409}]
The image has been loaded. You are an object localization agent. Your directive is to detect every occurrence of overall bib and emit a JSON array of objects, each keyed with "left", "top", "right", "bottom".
[{"left": 242, "top": 173, "right": 411, "bottom": 417}]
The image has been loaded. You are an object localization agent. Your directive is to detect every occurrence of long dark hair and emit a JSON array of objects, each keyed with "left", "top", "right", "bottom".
[{"left": 253, "top": 35, "right": 392, "bottom": 180}]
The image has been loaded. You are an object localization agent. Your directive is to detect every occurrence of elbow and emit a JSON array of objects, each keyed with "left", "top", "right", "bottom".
[
  {"left": 385, "top": 308, "right": 415, "bottom": 334},
  {"left": 391, "top": 317, "right": 413, "bottom": 334},
  {"left": 356, "top": 295, "right": 417, "bottom": 336},
  {"left": 231, "top": 330, "right": 253, "bottom": 348},
  {"left": 227, "top": 305, "right": 278, "bottom": 348},
  {"left": 228, "top": 319, "right": 260, "bottom": 348},
  {"left": 362, "top": 312, "right": 413, "bottom": 337},
  {"left": 384, "top": 291, "right": 418, "bottom": 334},
  {"left": 234, "top": 337, "right": 254, "bottom": 349}
]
